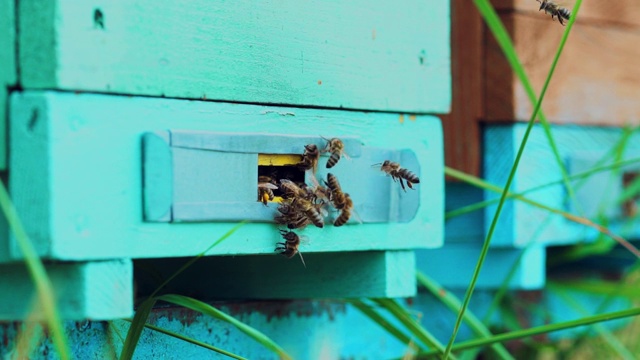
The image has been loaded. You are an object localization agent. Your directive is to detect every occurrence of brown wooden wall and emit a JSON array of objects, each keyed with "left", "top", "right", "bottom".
[{"left": 443, "top": 0, "right": 640, "bottom": 176}]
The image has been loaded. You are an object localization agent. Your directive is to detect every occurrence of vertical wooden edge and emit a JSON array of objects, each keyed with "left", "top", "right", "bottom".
[
  {"left": 483, "top": 13, "right": 515, "bottom": 123},
  {"left": 0, "top": 259, "right": 133, "bottom": 320},
  {"left": 9, "top": 92, "right": 52, "bottom": 260},
  {"left": 0, "top": 0, "right": 17, "bottom": 171},
  {"left": 384, "top": 250, "right": 416, "bottom": 297},
  {"left": 142, "top": 131, "right": 173, "bottom": 222},
  {"left": 442, "top": 0, "right": 484, "bottom": 178}
]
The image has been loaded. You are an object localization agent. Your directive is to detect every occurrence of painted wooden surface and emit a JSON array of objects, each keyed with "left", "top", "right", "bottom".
[
  {"left": 18, "top": 0, "right": 451, "bottom": 113},
  {"left": 0, "top": 260, "right": 132, "bottom": 321},
  {"left": 492, "top": 0, "right": 640, "bottom": 26},
  {"left": 136, "top": 250, "right": 416, "bottom": 299},
  {"left": 0, "top": 0, "right": 16, "bottom": 170},
  {"left": 441, "top": 0, "right": 483, "bottom": 177},
  {"left": 7, "top": 92, "right": 443, "bottom": 262},
  {"left": 418, "top": 183, "right": 545, "bottom": 289},
  {"left": 0, "top": 291, "right": 499, "bottom": 359},
  {"left": 485, "top": 13, "right": 640, "bottom": 126},
  {"left": 484, "top": 124, "right": 640, "bottom": 248}
]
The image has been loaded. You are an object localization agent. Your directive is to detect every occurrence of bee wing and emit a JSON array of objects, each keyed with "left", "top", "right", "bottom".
[
  {"left": 258, "top": 182, "right": 278, "bottom": 190},
  {"left": 352, "top": 208, "right": 364, "bottom": 225},
  {"left": 299, "top": 235, "right": 311, "bottom": 245}
]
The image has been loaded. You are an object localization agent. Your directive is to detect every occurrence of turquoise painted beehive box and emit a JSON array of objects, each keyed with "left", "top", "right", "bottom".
[{"left": 0, "top": 0, "right": 450, "bottom": 321}]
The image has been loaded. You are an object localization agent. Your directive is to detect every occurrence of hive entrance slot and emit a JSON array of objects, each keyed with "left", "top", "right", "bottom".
[{"left": 258, "top": 154, "right": 305, "bottom": 201}]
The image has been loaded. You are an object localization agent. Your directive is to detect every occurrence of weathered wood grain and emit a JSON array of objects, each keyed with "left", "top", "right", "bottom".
[
  {"left": 442, "top": 0, "right": 483, "bottom": 176},
  {"left": 484, "top": 124, "right": 640, "bottom": 248},
  {"left": 485, "top": 14, "right": 640, "bottom": 126},
  {"left": 492, "top": 0, "right": 640, "bottom": 27},
  {"left": 0, "top": 0, "right": 16, "bottom": 169},
  {"left": 8, "top": 92, "right": 443, "bottom": 262},
  {"left": 137, "top": 251, "right": 416, "bottom": 299},
  {"left": 18, "top": 0, "right": 451, "bottom": 113},
  {"left": 0, "top": 260, "right": 132, "bottom": 320}
]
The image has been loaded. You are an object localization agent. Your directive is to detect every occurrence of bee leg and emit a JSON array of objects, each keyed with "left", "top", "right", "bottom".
[
  {"left": 398, "top": 178, "right": 407, "bottom": 192},
  {"left": 407, "top": 181, "right": 414, "bottom": 190}
]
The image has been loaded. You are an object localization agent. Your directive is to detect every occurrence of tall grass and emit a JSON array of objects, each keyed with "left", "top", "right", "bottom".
[{"left": 443, "top": 1, "right": 584, "bottom": 357}]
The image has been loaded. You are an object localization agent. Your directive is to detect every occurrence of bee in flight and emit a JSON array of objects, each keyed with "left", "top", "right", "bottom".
[
  {"left": 258, "top": 176, "right": 278, "bottom": 206},
  {"left": 275, "top": 229, "right": 306, "bottom": 267},
  {"left": 375, "top": 160, "right": 420, "bottom": 192},
  {"left": 537, "top": 0, "right": 570, "bottom": 25},
  {"left": 297, "top": 144, "right": 320, "bottom": 173},
  {"left": 322, "top": 137, "right": 348, "bottom": 169}
]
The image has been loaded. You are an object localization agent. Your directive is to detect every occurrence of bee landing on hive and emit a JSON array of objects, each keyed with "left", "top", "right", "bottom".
[
  {"left": 321, "top": 137, "right": 350, "bottom": 169},
  {"left": 374, "top": 160, "right": 420, "bottom": 192}
]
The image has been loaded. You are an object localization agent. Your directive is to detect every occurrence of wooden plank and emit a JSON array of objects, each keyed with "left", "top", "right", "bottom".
[
  {"left": 492, "top": 0, "right": 640, "bottom": 27},
  {"left": 484, "top": 124, "right": 640, "bottom": 248},
  {"left": 0, "top": 260, "right": 132, "bottom": 320},
  {"left": 0, "top": 0, "right": 16, "bottom": 170},
  {"left": 442, "top": 0, "right": 484, "bottom": 177},
  {"left": 136, "top": 250, "right": 416, "bottom": 299},
  {"left": 485, "top": 13, "right": 640, "bottom": 126},
  {"left": 18, "top": 0, "right": 451, "bottom": 113},
  {"left": 8, "top": 92, "right": 444, "bottom": 262},
  {"left": 417, "top": 244, "right": 545, "bottom": 289}
]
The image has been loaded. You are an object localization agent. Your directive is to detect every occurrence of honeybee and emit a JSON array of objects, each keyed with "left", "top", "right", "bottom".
[
  {"left": 275, "top": 229, "right": 306, "bottom": 267},
  {"left": 325, "top": 173, "right": 347, "bottom": 209},
  {"left": 376, "top": 160, "right": 420, "bottom": 192},
  {"left": 279, "top": 179, "right": 308, "bottom": 199},
  {"left": 258, "top": 176, "right": 278, "bottom": 206},
  {"left": 537, "top": 0, "right": 570, "bottom": 25},
  {"left": 295, "top": 197, "right": 325, "bottom": 228},
  {"left": 322, "top": 137, "right": 348, "bottom": 169},
  {"left": 297, "top": 144, "right": 320, "bottom": 173},
  {"left": 333, "top": 193, "right": 353, "bottom": 227}
]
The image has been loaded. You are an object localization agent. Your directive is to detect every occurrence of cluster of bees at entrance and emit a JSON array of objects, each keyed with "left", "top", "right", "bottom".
[
  {"left": 258, "top": 137, "right": 420, "bottom": 266},
  {"left": 537, "top": 0, "right": 571, "bottom": 26}
]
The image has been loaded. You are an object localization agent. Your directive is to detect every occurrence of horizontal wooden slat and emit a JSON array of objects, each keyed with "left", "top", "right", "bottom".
[
  {"left": 7, "top": 91, "right": 443, "bottom": 262},
  {"left": 492, "top": 0, "right": 640, "bottom": 27},
  {"left": 417, "top": 244, "right": 545, "bottom": 289},
  {"left": 485, "top": 14, "right": 640, "bottom": 126},
  {"left": 18, "top": 0, "right": 451, "bottom": 113},
  {"left": 0, "top": 260, "right": 132, "bottom": 320},
  {"left": 136, "top": 251, "right": 417, "bottom": 299}
]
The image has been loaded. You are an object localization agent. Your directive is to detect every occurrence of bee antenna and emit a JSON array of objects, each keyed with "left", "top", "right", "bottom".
[
  {"left": 371, "top": 162, "right": 383, "bottom": 167},
  {"left": 319, "top": 135, "right": 330, "bottom": 141},
  {"left": 298, "top": 252, "right": 307, "bottom": 268}
]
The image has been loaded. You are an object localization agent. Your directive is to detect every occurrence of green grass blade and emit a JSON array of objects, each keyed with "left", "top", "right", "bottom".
[
  {"left": 444, "top": 1, "right": 585, "bottom": 358},
  {"left": 0, "top": 182, "right": 70, "bottom": 359},
  {"left": 121, "top": 319, "right": 248, "bottom": 360},
  {"left": 550, "top": 286, "right": 636, "bottom": 360},
  {"left": 157, "top": 294, "right": 292, "bottom": 360},
  {"left": 119, "top": 297, "right": 157, "bottom": 360},
  {"left": 347, "top": 299, "right": 418, "bottom": 350},
  {"left": 416, "top": 271, "right": 514, "bottom": 360},
  {"left": 416, "top": 307, "right": 640, "bottom": 358},
  {"left": 371, "top": 298, "right": 449, "bottom": 357},
  {"left": 446, "top": 157, "right": 640, "bottom": 219},
  {"left": 150, "top": 221, "right": 248, "bottom": 298}
]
